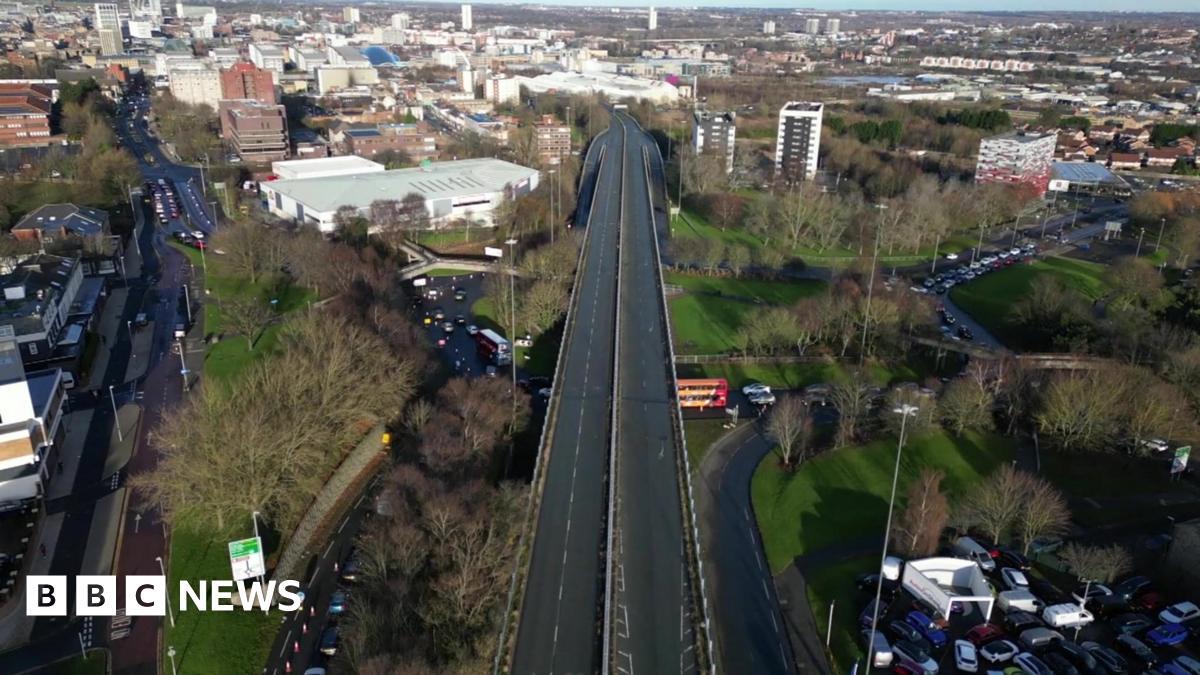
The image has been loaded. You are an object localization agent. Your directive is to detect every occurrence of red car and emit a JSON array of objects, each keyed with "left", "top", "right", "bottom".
[
  {"left": 1133, "top": 592, "right": 1167, "bottom": 613},
  {"left": 966, "top": 623, "right": 1005, "bottom": 647}
]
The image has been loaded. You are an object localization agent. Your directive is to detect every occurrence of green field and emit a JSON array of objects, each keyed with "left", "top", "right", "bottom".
[
  {"left": 751, "top": 429, "right": 1015, "bottom": 573},
  {"left": 412, "top": 228, "right": 492, "bottom": 251},
  {"left": 165, "top": 525, "right": 277, "bottom": 675},
  {"left": 666, "top": 272, "right": 825, "bottom": 354},
  {"left": 807, "top": 554, "right": 878, "bottom": 673},
  {"left": 949, "top": 256, "right": 1109, "bottom": 348},
  {"left": 41, "top": 651, "right": 108, "bottom": 675},
  {"left": 683, "top": 418, "right": 733, "bottom": 470}
]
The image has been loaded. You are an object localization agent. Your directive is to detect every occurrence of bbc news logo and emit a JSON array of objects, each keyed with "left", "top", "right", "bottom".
[{"left": 27, "top": 576, "right": 304, "bottom": 616}]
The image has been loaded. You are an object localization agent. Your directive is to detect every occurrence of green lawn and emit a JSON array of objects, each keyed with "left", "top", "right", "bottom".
[
  {"left": 664, "top": 271, "right": 825, "bottom": 305},
  {"left": 412, "top": 228, "right": 493, "bottom": 251},
  {"left": 949, "top": 256, "right": 1109, "bottom": 347},
  {"left": 39, "top": 651, "right": 108, "bottom": 675},
  {"left": 752, "top": 429, "right": 1015, "bottom": 573},
  {"left": 683, "top": 418, "right": 733, "bottom": 470},
  {"left": 676, "top": 358, "right": 931, "bottom": 392},
  {"left": 165, "top": 525, "right": 277, "bottom": 675},
  {"left": 807, "top": 554, "right": 878, "bottom": 673},
  {"left": 666, "top": 272, "right": 825, "bottom": 354}
]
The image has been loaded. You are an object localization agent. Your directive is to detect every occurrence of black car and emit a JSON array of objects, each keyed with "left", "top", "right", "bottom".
[
  {"left": 855, "top": 573, "right": 898, "bottom": 598},
  {"left": 1030, "top": 578, "right": 1070, "bottom": 605},
  {"left": 1045, "top": 652, "right": 1082, "bottom": 675},
  {"left": 957, "top": 325, "right": 974, "bottom": 340},
  {"left": 319, "top": 626, "right": 339, "bottom": 656},
  {"left": 1113, "top": 576, "right": 1153, "bottom": 601},
  {"left": 454, "top": 314, "right": 467, "bottom": 325},
  {"left": 992, "top": 546, "right": 1033, "bottom": 571},
  {"left": 1004, "top": 610, "right": 1043, "bottom": 634},
  {"left": 1052, "top": 640, "right": 1103, "bottom": 675},
  {"left": 1083, "top": 642, "right": 1129, "bottom": 675},
  {"left": 943, "top": 313, "right": 957, "bottom": 325},
  {"left": 1093, "top": 594, "right": 1131, "bottom": 617},
  {"left": 339, "top": 556, "right": 361, "bottom": 583},
  {"left": 1114, "top": 635, "right": 1157, "bottom": 670},
  {"left": 453, "top": 288, "right": 467, "bottom": 301},
  {"left": 888, "top": 620, "right": 931, "bottom": 652},
  {"left": 1110, "top": 613, "right": 1154, "bottom": 635},
  {"left": 858, "top": 597, "right": 889, "bottom": 629}
]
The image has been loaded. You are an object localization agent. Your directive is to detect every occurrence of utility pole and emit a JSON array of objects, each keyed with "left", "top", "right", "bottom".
[
  {"left": 1135, "top": 227, "right": 1146, "bottom": 258},
  {"left": 108, "top": 385, "right": 122, "bottom": 442},
  {"left": 1156, "top": 217, "right": 1166, "bottom": 251},
  {"left": 859, "top": 205, "right": 885, "bottom": 364}
]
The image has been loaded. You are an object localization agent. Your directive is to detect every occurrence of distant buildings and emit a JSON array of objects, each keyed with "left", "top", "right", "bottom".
[
  {"left": 249, "top": 44, "right": 286, "bottom": 75},
  {"left": 919, "top": 56, "right": 1036, "bottom": 73},
  {"left": 342, "top": 124, "right": 437, "bottom": 163},
  {"left": 461, "top": 3, "right": 472, "bottom": 31},
  {"left": 0, "top": 255, "right": 84, "bottom": 364},
  {"left": 693, "top": 110, "right": 736, "bottom": 174},
  {"left": 825, "top": 18, "right": 840, "bottom": 35},
  {"left": 391, "top": 12, "right": 410, "bottom": 30},
  {"left": 648, "top": 6, "right": 658, "bottom": 31},
  {"left": 93, "top": 3, "right": 122, "bottom": 55},
  {"left": 259, "top": 158, "right": 540, "bottom": 232},
  {"left": 975, "top": 131, "right": 1057, "bottom": 196},
  {"left": 168, "top": 67, "right": 221, "bottom": 108},
  {"left": 11, "top": 204, "right": 109, "bottom": 243},
  {"left": 220, "top": 63, "right": 276, "bottom": 104},
  {"left": 534, "top": 116, "right": 572, "bottom": 166},
  {"left": 804, "top": 18, "right": 820, "bottom": 34},
  {"left": 774, "top": 101, "right": 823, "bottom": 182},
  {"left": 219, "top": 99, "right": 288, "bottom": 163},
  {"left": 0, "top": 83, "right": 52, "bottom": 147},
  {"left": 515, "top": 71, "right": 679, "bottom": 105},
  {"left": 762, "top": 20, "right": 776, "bottom": 35},
  {"left": 486, "top": 75, "right": 519, "bottom": 106},
  {"left": 342, "top": 7, "right": 359, "bottom": 24}
]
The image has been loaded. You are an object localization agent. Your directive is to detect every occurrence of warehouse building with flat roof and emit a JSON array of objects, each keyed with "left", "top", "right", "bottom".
[{"left": 259, "top": 158, "right": 539, "bottom": 232}]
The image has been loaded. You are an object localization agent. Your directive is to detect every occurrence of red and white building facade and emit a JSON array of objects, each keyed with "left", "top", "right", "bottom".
[{"left": 974, "top": 131, "right": 1056, "bottom": 197}]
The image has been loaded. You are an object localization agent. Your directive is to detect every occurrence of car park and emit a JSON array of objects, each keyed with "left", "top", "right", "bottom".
[
  {"left": 1051, "top": 640, "right": 1101, "bottom": 675},
  {"left": 1159, "top": 601, "right": 1200, "bottom": 625},
  {"left": 1111, "top": 613, "right": 1155, "bottom": 634},
  {"left": 1042, "top": 652, "right": 1081, "bottom": 675},
  {"left": 1004, "top": 610, "right": 1044, "bottom": 634},
  {"left": 981, "top": 640, "right": 1020, "bottom": 664},
  {"left": 889, "top": 620, "right": 931, "bottom": 652},
  {"left": 967, "top": 624, "right": 1005, "bottom": 647},
  {"left": 1083, "top": 642, "right": 1129, "bottom": 674},
  {"left": 1015, "top": 652, "right": 1054, "bottom": 675},
  {"left": 894, "top": 640, "right": 939, "bottom": 675},
  {"left": 1144, "top": 623, "right": 1189, "bottom": 647},
  {"left": 1018, "top": 627, "right": 1063, "bottom": 652},
  {"left": 1114, "top": 576, "right": 1153, "bottom": 600},
  {"left": 905, "top": 611, "right": 947, "bottom": 648},
  {"left": 956, "top": 640, "right": 980, "bottom": 673},
  {"left": 1002, "top": 568, "right": 1030, "bottom": 591},
  {"left": 1114, "top": 634, "right": 1158, "bottom": 670}
]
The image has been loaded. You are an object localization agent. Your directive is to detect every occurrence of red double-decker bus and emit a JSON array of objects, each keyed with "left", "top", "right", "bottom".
[
  {"left": 676, "top": 378, "right": 728, "bottom": 409},
  {"left": 474, "top": 328, "right": 512, "bottom": 366}
]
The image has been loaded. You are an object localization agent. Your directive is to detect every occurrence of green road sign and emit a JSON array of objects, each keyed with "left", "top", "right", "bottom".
[{"left": 228, "top": 536, "right": 265, "bottom": 581}]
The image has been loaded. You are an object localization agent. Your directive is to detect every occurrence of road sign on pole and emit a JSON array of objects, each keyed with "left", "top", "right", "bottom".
[
  {"left": 1171, "top": 446, "right": 1191, "bottom": 475},
  {"left": 228, "top": 537, "right": 265, "bottom": 581}
]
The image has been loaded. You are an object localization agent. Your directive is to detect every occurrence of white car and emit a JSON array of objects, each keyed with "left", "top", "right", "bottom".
[
  {"left": 1001, "top": 568, "right": 1030, "bottom": 592},
  {"left": 742, "top": 382, "right": 771, "bottom": 397},
  {"left": 945, "top": 252, "right": 959, "bottom": 260},
  {"left": 955, "top": 640, "right": 979, "bottom": 673},
  {"left": 466, "top": 325, "right": 479, "bottom": 336},
  {"left": 979, "top": 640, "right": 1019, "bottom": 664},
  {"left": 191, "top": 230, "right": 205, "bottom": 239},
  {"left": 1160, "top": 601, "right": 1200, "bottom": 624},
  {"left": 749, "top": 392, "right": 777, "bottom": 406},
  {"left": 1141, "top": 438, "right": 1169, "bottom": 453}
]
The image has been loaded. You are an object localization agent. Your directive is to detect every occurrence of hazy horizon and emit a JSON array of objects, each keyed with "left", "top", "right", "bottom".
[{"left": 417, "top": 0, "right": 1200, "bottom": 12}]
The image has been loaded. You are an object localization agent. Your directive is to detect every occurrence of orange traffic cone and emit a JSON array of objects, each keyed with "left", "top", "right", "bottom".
[
  {"left": 301, "top": 621, "right": 308, "bottom": 635},
  {"left": 309, "top": 605, "right": 316, "bottom": 617},
  {"left": 293, "top": 640, "right": 300, "bottom": 653},
  {"left": 285, "top": 661, "right": 292, "bottom": 673}
]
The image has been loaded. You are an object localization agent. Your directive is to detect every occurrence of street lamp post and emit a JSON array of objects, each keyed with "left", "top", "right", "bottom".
[
  {"left": 1075, "top": 578, "right": 1093, "bottom": 640},
  {"left": 157, "top": 557, "right": 176, "bottom": 627},
  {"left": 1156, "top": 217, "right": 1166, "bottom": 252},
  {"left": 505, "top": 238, "right": 518, "bottom": 405},
  {"left": 859, "top": 204, "right": 886, "bottom": 364},
  {"left": 177, "top": 337, "right": 189, "bottom": 391},
  {"left": 108, "top": 385, "right": 122, "bottom": 442},
  {"left": 864, "top": 404, "right": 919, "bottom": 673},
  {"left": 167, "top": 645, "right": 178, "bottom": 675}
]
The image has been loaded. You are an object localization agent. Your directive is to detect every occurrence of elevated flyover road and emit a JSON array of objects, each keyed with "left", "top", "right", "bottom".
[
  {"left": 512, "top": 121, "right": 625, "bottom": 673},
  {"left": 610, "top": 111, "right": 705, "bottom": 675}
]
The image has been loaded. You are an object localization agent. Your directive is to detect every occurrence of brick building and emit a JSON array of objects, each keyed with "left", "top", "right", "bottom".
[
  {"left": 342, "top": 123, "right": 437, "bottom": 162},
  {"left": 0, "top": 83, "right": 53, "bottom": 147},
  {"left": 220, "top": 62, "right": 277, "bottom": 104},
  {"left": 534, "top": 116, "right": 571, "bottom": 166},
  {"left": 219, "top": 99, "right": 288, "bottom": 163}
]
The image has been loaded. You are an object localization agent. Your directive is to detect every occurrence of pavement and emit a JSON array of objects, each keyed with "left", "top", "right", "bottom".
[
  {"left": 610, "top": 111, "right": 697, "bottom": 675},
  {"left": 512, "top": 120, "right": 619, "bottom": 673}
]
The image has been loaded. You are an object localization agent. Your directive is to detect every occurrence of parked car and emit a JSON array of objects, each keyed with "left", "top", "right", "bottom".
[
  {"left": 1004, "top": 610, "right": 1044, "bottom": 634},
  {"left": 1141, "top": 439, "right": 1170, "bottom": 454},
  {"left": 1015, "top": 652, "right": 1054, "bottom": 675},
  {"left": 742, "top": 382, "right": 772, "bottom": 397},
  {"left": 1018, "top": 627, "right": 1063, "bottom": 652},
  {"left": 966, "top": 623, "right": 1005, "bottom": 647},
  {"left": 1072, "top": 584, "right": 1113, "bottom": 605},
  {"left": 860, "top": 597, "right": 890, "bottom": 629},
  {"left": 1002, "top": 568, "right": 1031, "bottom": 592},
  {"left": 998, "top": 590, "right": 1045, "bottom": 614},
  {"left": 1051, "top": 640, "right": 1101, "bottom": 675},
  {"left": 1043, "top": 604, "right": 1094, "bottom": 629},
  {"left": 1133, "top": 592, "right": 1168, "bottom": 613},
  {"left": 1173, "top": 657, "right": 1200, "bottom": 675},
  {"left": 1145, "top": 623, "right": 1190, "bottom": 647},
  {"left": 956, "top": 640, "right": 979, "bottom": 673},
  {"left": 1083, "top": 642, "right": 1129, "bottom": 675},
  {"left": 1029, "top": 578, "right": 1069, "bottom": 605},
  {"left": 1110, "top": 613, "right": 1155, "bottom": 635},
  {"left": 1113, "top": 576, "right": 1153, "bottom": 601},
  {"left": 889, "top": 620, "right": 930, "bottom": 651},
  {"left": 992, "top": 547, "right": 1033, "bottom": 571},
  {"left": 1114, "top": 635, "right": 1158, "bottom": 670},
  {"left": 749, "top": 391, "right": 777, "bottom": 406},
  {"left": 862, "top": 630, "right": 895, "bottom": 668},
  {"left": 1159, "top": 601, "right": 1200, "bottom": 625},
  {"left": 894, "top": 640, "right": 939, "bottom": 675},
  {"left": 953, "top": 537, "right": 997, "bottom": 572},
  {"left": 1159, "top": 663, "right": 1192, "bottom": 675},
  {"left": 1042, "top": 652, "right": 1081, "bottom": 675},
  {"left": 905, "top": 611, "right": 948, "bottom": 649},
  {"left": 319, "top": 626, "right": 339, "bottom": 656},
  {"left": 980, "top": 640, "right": 1020, "bottom": 664}
]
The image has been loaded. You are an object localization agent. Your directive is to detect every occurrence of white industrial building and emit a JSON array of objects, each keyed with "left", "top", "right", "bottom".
[
  {"left": 270, "top": 156, "right": 386, "bottom": 181},
  {"left": 260, "top": 158, "right": 539, "bottom": 232},
  {"left": 168, "top": 66, "right": 221, "bottom": 109},
  {"left": 514, "top": 71, "right": 679, "bottom": 104},
  {"left": 0, "top": 341, "right": 65, "bottom": 507}
]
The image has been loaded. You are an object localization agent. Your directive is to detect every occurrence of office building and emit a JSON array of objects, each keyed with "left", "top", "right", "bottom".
[
  {"left": 693, "top": 109, "right": 736, "bottom": 174},
  {"left": 342, "top": 7, "right": 359, "bottom": 23},
  {"left": 314, "top": 65, "right": 379, "bottom": 95},
  {"left": 804, "top": 18, "right": 820, "bottom": 34},
  {"left": 0, "top": 341, "right": 66, "bottom": 507},
  {"left": 534, "top": 116, "right": 571, "bottom": 166},
  {"left": 774, "top": 101, "right": 823, "bottom": 182},
  {"left": 169, "top": 67, "right": 221, "bottom": 108},
  {"left": 0, "top": 83, "right": 52, "bottom": 146},
  {"left": 219, "top": 99, "right": 288, "bottom": 163},
  {"left": 342, "top": 124, "right": 437, "bottom": 163},
  {"left": 648, "top": 6, "right": 658, "bottom": 30},
  {"left": 486, "top": 75, "right": 520, "bottom": 106},
  {"left": 974, "top": 131, "right": 1057, "bottom": 197},
  {"left": 259, "top": 158, "right": 540, "bottom": 232},
  {"left": 460, "top": 3, "right": 472, "bottom": 30},
  {"left": 825, "top": 18, "right": 840, "bottom": 35},
  {"left": 249, "top": 43, "right": 286, "bottom": 74},
  {"left": 0, "top": 255, "right": 84, "bottom": 363},
  {"left": 220, "top": 62, "right": 276, "bottom": 104},
  {"left": 94, "top": 3, "right": 122, "bottom": 55},
  {"left": 391, "top": 12, "right": 410, "bottom": 30},
  {"left": 763, "top": 20, "right": 776, "bottom": 35},
  {"left": 459, "top": 65, "right": 475, "bottom": 94}
]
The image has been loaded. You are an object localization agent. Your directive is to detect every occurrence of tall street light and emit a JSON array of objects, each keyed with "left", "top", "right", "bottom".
[
  {"left": 864, "top": 404, "right": 919, "bottom": 672},
  {"left": 156, "top": 556, "right": 176, "bottom": 627},
  {"left": 859, "top": 204, "right": 887, "bottom": 365},
  {"left": 108, "top": 385, "right": 122, "bottom": 442}
]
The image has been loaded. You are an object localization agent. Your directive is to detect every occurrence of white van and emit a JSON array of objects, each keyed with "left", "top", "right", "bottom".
[
  {"left": 997, "top": 590, "right": 1045, "bottom": 614},
  {"left": 861, "top": 630, "right": 894, "bottom": 668},
  {"left": 1042, "top": 603, "right": 1094, "bottom": 629},
  {"left": 951, "top": 536, "right": 996, "bottom": 572}
]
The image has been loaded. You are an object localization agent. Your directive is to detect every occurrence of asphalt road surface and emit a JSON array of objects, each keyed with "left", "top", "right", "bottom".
[
  {"left": 512, "top": 120, "right": 622, "bottom": 673},
  {"left": 611, "top": 111, "right": 697, "bottom": 675}
]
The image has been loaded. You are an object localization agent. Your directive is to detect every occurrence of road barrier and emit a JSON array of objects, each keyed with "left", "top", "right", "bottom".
[{"left": 494, "top": 135, "right": 609, "bottom": 675}]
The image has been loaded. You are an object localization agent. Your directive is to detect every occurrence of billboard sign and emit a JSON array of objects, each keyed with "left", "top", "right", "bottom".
[
  {"left": 484, "top": 246, "right": 504, "bottom": 258},
  {"left": 1172, "top": 446, "right": 1191, "bottom": 475},
  {"left": 228, "top": 537, "right": 265, "bottom": 582}
]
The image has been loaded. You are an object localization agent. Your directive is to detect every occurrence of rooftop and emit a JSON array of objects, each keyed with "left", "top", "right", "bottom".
[
  {"left": 271, "top": 155, "right": 384, "bottom": 179},
  {"left": 1052, "top": 161, "right": 1127, "bottom": 186},
  {"left": 782, "top": 101, "right": 823, "bottom": 113},
  {"left": 13, "top": 203, "right": 109, "bottom": 238}
]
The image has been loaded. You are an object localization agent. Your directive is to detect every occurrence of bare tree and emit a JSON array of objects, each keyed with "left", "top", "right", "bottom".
[
  {"left": 959, "top": 465, "right": 1030, "bottom": 546},
  {"left": 939, "top": 377, "right": 996, "bottom": 436},
  {"left": 765, "top": 395, "right": 813, "bottom": 469},
  {"left": 892, "top": 469, "right": 949, "bottom": 558},
  {"left": 1059, "top": 542, "right": 1134, "bottom": 584},
  {"left": 211, "top": 220, "right": 287, "bottom": 285},
  {"left": 829, "top": 369, "right": 873, "bottom": 447},
  {"left": 1016, "top": 477, "right": 1071, "bottom": 555},
  {"left": 220, "top": 296, "right": 271, "bottom": 350}
]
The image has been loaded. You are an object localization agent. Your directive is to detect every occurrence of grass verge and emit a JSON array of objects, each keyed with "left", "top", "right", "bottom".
[
  {"left": 665, "top": 272, "right": 824, "bottom": 354},
  {"left": 683, "top": 418, "right": 733, "bottom": 470},
  {"left": 807, "top": 554, "right": 877, "bottom": 673}
]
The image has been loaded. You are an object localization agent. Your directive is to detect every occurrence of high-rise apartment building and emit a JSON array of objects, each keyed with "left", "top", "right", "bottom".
[
  {"left": 974, "top": 131, "right": 1057, "bottom": 196},
  {"left": 486, "top": 76, "right": 519, "bottom": 106},
  {"left": 534, "top": 115, "right": 571, "bottom": 166},
  {"left": 219, "top": 99, "right": 288, "bottom": 163},
  {"left": 774, "top": 101, "right": 823, "bottom": 182},
  {"left": 342, "top": 7, "right": 359, "bottom": 23},
  {"left": 390, "top": 12, "right": 409, "bottom": 30},
  {"left": 762, "top": 20, "right": 776, "bottom": 35},
  {"left": 825, "top": 18, "right": 841, "bottom": 35},
  {"left": 94, "top": 3, "right": 123, "bottom": 55},
  {"left": 648, "top": 6, "right": 658, "bottom": 30},
  {"left": 804, "top": 18, "right": 820, "bottom": 34},
  {"left": 693, "top": 110, "right": 736, "bottom": 174},
  {"left": 220, "top": 63, "right": 276, "bottom": 104},
  {"left": 460, "top": 3, "right": 472, "bottom": 30}
]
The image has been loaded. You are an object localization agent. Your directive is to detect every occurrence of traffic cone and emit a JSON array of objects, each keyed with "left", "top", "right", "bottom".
[
  {"left": 285, "top": 661, "right": 292, "bottom": 673},
  {"left": 301, "top": 621, "right": 308, "bottom": 635},
  {"left": 309, "top": 605, "right": 315, "bottom": 617},
  {"left": 293, "top": 640, "right": 300, "bottom": 653}
]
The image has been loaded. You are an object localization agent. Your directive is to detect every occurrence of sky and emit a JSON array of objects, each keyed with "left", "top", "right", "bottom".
[{"left": 440, "top": 0, "right": 1200, "bottom": 10}]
